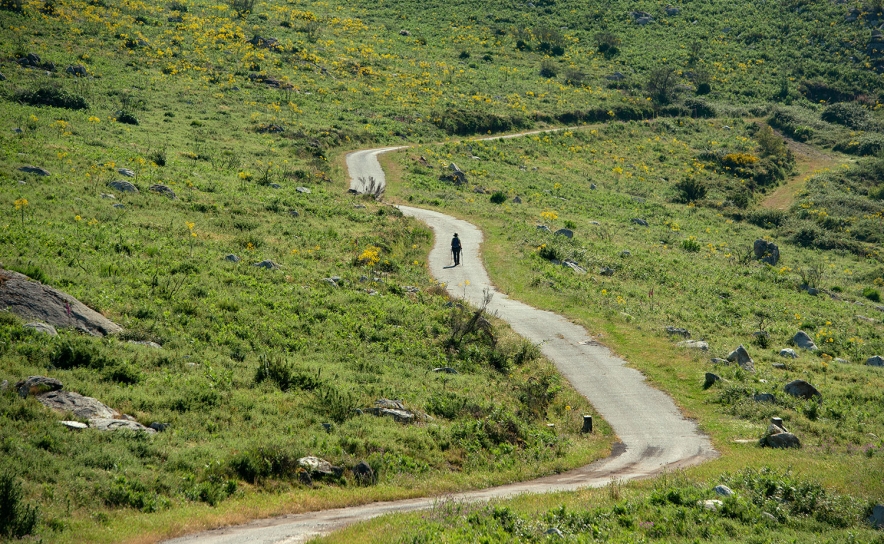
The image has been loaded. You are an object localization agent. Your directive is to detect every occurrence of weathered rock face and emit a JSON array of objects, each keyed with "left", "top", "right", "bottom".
[
  {"left": 754, "top": 393, "right": 776, "bottom": 403},
  {"left": 779, "top": 348, "right": 798, "bottom": 359},
  {"left": 554, "top": 228, "right": 573, "bottom": 238},
  {"left": 703, "top": 373, "right": 721, "bottom": 388},
  {"left": 713, "top": 485, "right": 734, "bottom": 497},
  {"left": 37, "top": 390, "right": 119, "bottom": 419},
  {"left": 784, "top": 379, "right": 822, "bottom": 401},
  {"left": 793, "top": 330, "right": 818, "bottom": 351},
  {"left": 15, "top": 376, "right": 63, "bottom": 398},
  {"left": 764, "top": 431, "right": 801, "bottom": 448},
  {"left": 353, "top": 461, "right": 375, "bottom": 485},
  {"left": 149, "top": 184, "right": 176, "bottom": 199},
  {"left": 753, "top": 239, "right": 780, "bottom": 265},
  {"left": 0, "top": 269, "right": 123, "bottom": 336},
  {"left": 726, "top": 345, "right": 755, "bottom": 372},
  {"left": 869, "top": 504, "right": 884, "bottom": 529}
]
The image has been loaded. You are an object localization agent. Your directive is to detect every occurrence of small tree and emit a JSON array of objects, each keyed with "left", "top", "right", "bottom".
[
  {"left": 674, "top": 177, "right": 707, "bottom": 203},
  {"left": 756, "top": 124, "right": 786, "bottom": 157},
  {"left": 646, "top": 67, "right": 679, "bottom": 105},
  {"left": 594, "top": 32, "right": 621, "bottom": 56},
  {"left": 539, "top": 59, "right": 557, "bottom": 78}
]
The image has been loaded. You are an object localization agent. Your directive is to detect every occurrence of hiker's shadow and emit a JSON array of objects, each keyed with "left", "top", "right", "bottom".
[{"left": 443, "top": 265, "right": 458, "bottom": 269}]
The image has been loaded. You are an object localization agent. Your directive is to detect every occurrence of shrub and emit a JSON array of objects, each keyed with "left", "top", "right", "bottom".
[
  {"left": 821, "top": 102, "right": 873, "bottom": 130},
  {"left": 104, "top": 475, "right": 167, "bottom": 513},
  {"left": 835, "top": 134, "right": 884, "bottom": 156},
  {"left": 51, "top": 338, "right": 112, "bottom": 369},
  {"left": 594, "top": 31, "right": 620, "bottom": 55},
  {"left": 681, "top": 237, "right": 701, "bottom": 252},
  {"left": 312, "top": 385, "right": 358, "bottom": 423},
  {"left": 489, "top": 191, "right": 507, "bottom": 204},
  {"left": 722, "top": 153, "right": 759, "bottom": 167},
  {"left": 15, "top": 85, "right": 89, "bottom": 110},
  {"left": 537, "top": 243, "right": 563, "bottom": 261},
  {"left": 682, "top": 97, "right": 715, "bottom": 118},
  {"left": 254, "top": 354, "right": 321, "bottom": 392},
  {"left": 116, "top": 111, "right": 139, "bottom": 125},
  {"left": 0, "top": 472, "right": 39, "bottom": 539},
  {"left": 755, "top": 124, "right": 787, "bottom": 157},
  {"left": 863, "top": 287, "right": 882, "bottom": 302},
  {"left": 564, "top": 68, "right": 586, "bottom": 86},
  {"left": 747, "top": 209, "right": 786, "bottom": 229},
  {"left": 674, "top": 177, "right": 707, "bottom": 203},
  {"left": 433, "top": 108, "right": 529, "bottom": 136},
  {"left": 539, "top": 59, "right": 557, "bottom": 78}
]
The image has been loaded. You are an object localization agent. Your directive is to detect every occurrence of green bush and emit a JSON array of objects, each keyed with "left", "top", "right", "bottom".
[
  {"left": 821, "top": 102, "right": 873, "bottom": 130},
  {"left": 674, "top": 178, "right": 707, "bottom": 203},
  {"left": 254, "top": 354, "right": 321, "bottom": 392},
  {"left": 104, "top": 476, "right": 168, "bottom": 513},
  {"left": 682, "top": 98, "right": 715, "bottom": 118},
  {"left": 7, "top": 263, "right": 48, "bottom": 284},
  {"left": 489, "top": 191, "right": 507, "bottom": 204},
  {"left": 681, "top": 237, "right": 701, "bottom": 252},
  {"left": 433, "top": 108, "right": 529, "bottom": 136},
  {"left": 0, "top": 473, "right": 39, "bottom": 539},
  {"left": 747, "top": 209, "right": 786, "bottom": 229},
  {"left": 15, "top": 85, "right": 89, "bottom": 110},
  {"left": 863, "top": 287, "right": 881, "bottom": 302},
  {"left": 51, "top": 338, "right": 112, "bottom": 370},
  {"left": 228, "top": 445, "right": 300, "bottom": 483}
]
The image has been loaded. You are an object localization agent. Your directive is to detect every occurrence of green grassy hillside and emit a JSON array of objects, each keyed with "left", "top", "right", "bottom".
[{"left": 1, "top": 0, "right": 883, "bottom": 541}]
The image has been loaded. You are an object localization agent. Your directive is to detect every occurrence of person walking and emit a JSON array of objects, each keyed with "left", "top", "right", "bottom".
[{"left": 451, "top": 233, "right": 462, "bottom": 266}]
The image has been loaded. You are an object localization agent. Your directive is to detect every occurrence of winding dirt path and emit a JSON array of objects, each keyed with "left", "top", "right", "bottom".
[
  {"left": 760, "top": 135, "right": 852, "bottom": 210},
  {"left": 166, "top": 144, "right": 716, "bottom": 544}
]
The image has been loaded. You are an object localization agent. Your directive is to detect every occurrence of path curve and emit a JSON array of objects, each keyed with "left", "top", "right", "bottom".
[{"left": 166, "top": 144, "right": 716, "bottom": 544}]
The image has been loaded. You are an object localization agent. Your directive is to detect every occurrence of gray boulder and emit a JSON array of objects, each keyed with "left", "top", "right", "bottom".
[
  {"left": 298, "top": 456, "right": 334, "bottom": 474},
  {"left": 677, "top": 340, "right": 708, "bottom": 351},
  {"left": 599, "top": 266, "right": 615, "bottom": 276},
  {"left": 869, "top": 504, "right": 884, "bottom": 529},
  {"left": 699, "top": 499, "right": 722, "bottom": 511},
  {"left": 15, "top": 376, "right": 63, "bottom": 398},
  {"left": 635, "top": 16, "right": 654, "bottom": 25},
  {"left": 447, "top": 163, "right": 467, "bottom": 185},
  {"left": 631, "top": 218, "right": 649, "bottom": 227},
  {"left": 713, "top": 485, "right": 734, "bottom": 497},
  {"left": 793, "top": 330, "right": 818, "bottom": 351},
  {"left": 754, "top": 393, "right": 776, "bottom": 403},
  {"left": 89, "top": 418, "right": 156, "bottom": 433},
  {"left": 353, "top": 460, "right": 376, "bottom": 485},
  {"left": 432, "top": 367, "right": 458, "bottom": 374},
  {"left": 253, "top": 260, "right": 281, "bottom": 270},
  {"left": 763, "top": 431, "right": 801, "bottom": 449},
  {"left": 554, "top": 228, "right": 573, "bottom": 238},
  {"left": 37, "top": 390, "right": 118, "bottom": 419},
  {"left": 512, "top": 196, "right": 522, "bottom": 204},
  {"left": 563, "top": 260, "right": 586, "bottom": 274},
  {"left": 784, "top": 379, "right": 822, "bottom": 401},
  {"left": 753, "top": 239, "right": 780, "bottom": 265},
  {"left": 149, "top": 184, "right": 176, "bottom": 199},
  {"left": 544, "top": 528, "right": 564, "bottom": 537},
  {"left": 19, "top": 165, "right": 50, "bottom": 176},
  {"left": 665, "top": 6, "right": 680, "bottom": 15},
  {"left": 24, "top": 322, "right": 57, "bottom": 336},
  {"left": 779, "top": 348, "right": 798, "bottom": 359},
  {"left": 703, "top": 372, "right": 721, "bottom": 388},
  {"left": 117, "top": 168, "right": 136, "bottom": 178},
  {"left": 537, "top": 225, "right": 551, "bottom": 233},
  {"left": 866, "top": 355, "right": 884, "bottom": 367},
  {"left": 149, "top": 422, "right": 170, "bottom": 432},
  {"left": 368, "top": 398, "right": 416, "bottom": 423},
  {"left": 224, "top": 254, "right": 241, "bottom": 263},
  {"left": 296, "top": 186, "right": 312, "bottom": 193},
  {"left": 762, "top": 512, "right": 778, "bottom": 523},
  {"left": 65, "top": 64, "right": 87, "bottom": 77},
  {"left": 772, "top": 362, "right": 787, "bottom": 369},
  {"left": 666, "top": 327, "right": 690, "bottom": 338},
  {"left": 0, "top": 268, "right": 123, "bottom": 336},
  {"left": 108, "top": 180, "right": 139, "bottom": 193},
  {"left": 726, "top": 345, "right": 755, "bottom": 372}
]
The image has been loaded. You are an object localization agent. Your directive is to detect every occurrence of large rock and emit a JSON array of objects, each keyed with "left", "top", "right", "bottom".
[
  {"left": 753, "top": 239, "right": 780, "bottom": 265},
  {"left": 19, "top": 165, "right": 51, "bottom": 176},
  {"left": 869, "top": 504, "right": 884, "bottom": 529},
  {"left": 15, "top": 376, "right": 63, "bottom": 398},
  {"left": 792, "top": 330, "right": 818, "bottom": 351},
  {"left": 149, "top": 184, "right": 176, "bottom": 199},
  {"left": 0, "top": 269, "right": 123, "bottom": 336},
  {"left": 367, "top": 398, "right": 416, "bottom": 423},
  {"left": 866, "top": 355, "right": 884, "bottom": 367},
  {"left": 554, "top": 228, "right": 573, "bottom": 238},
  {"left": 726, "top": 345, "right": 755, "bottom": 372},
  {"left": 447, "top": 163, "right": 467, "bottom": 185},
  {"left": 36, "top": 390, "right": 119, "bottom": 419},
  {"left": 677, "top": 340, "right": 708, "bottom": 351},
  {"left": 779, "top": 348, "right": 798, "bottom": 359},
  {"left": 89, "top": 418, "right": 156, "bottom": 433},
  {"left": 703, "top": 372, "right": 721, "bottom": 388},
  {"left": 108, "top": 180, "right": 139, "bottom": 193},
  {"left": 713, "top": 485, "right": 734, "bottom": 497},
  {"left": 784, "top": 379, "right": 822, "bottom": 401},
  {"left": 297, "top": 456, "right": 341, "bottom": 477},
  {"left": 353, "top": 460, "right": 375, "bottom": 485},
  {"left": 763, "top": 432, "right": 801, "bottom": 449}
]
